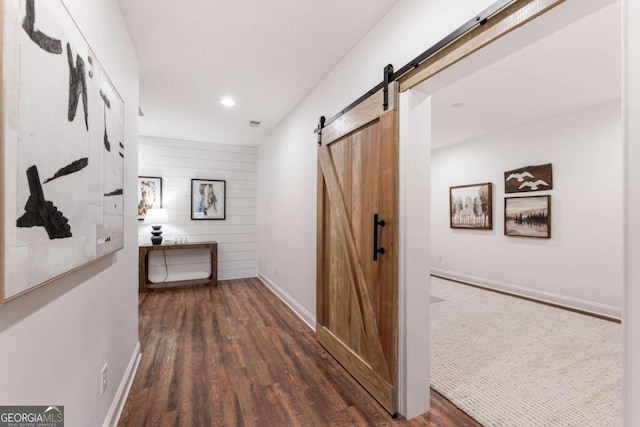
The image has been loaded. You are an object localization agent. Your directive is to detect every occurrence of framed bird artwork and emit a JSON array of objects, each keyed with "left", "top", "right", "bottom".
[{"left": 504, "top": 163, "right": 553, "bottom": 193}]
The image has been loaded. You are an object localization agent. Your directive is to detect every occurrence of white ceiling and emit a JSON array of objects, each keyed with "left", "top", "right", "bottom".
[
  {"left": 430, "top": 1, "right": 620, "bottom": 148},
  {"left": 118, "top": 0, "right": 401, "bottom": 146}
]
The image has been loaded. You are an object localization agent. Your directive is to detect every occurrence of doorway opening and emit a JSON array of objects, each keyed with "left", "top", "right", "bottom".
[{"left": 401, "top": 0, "right": 622, "bottom": 423}]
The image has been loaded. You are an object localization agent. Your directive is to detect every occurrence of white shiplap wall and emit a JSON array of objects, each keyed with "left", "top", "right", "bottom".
[{"left": 138, "top": 135, "right": 257, "bottom": 280}]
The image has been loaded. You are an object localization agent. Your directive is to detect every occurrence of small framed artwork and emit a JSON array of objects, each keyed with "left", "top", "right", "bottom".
[
  {"left": 449, "top": 182, "right": 493, "bottom": 229},
  {"left": 138, "top": 177, "right": 163, "bottom": 220},
  {"left": 191, "top": 179, "right": 226, "bottom": 220},
  {"left": 504, "top": 163, "right": 553, "bottom": 193},
  {"left": 504, "top": 195, "right": 551, "bottom": 238}
]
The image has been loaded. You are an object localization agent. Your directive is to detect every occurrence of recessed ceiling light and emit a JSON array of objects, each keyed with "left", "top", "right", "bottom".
[
  {"left": 220, "top": 97, "right": 236, "bottom": 107},
  {"left": 452, "top": 102, "right": 466, "bottom": 109}
]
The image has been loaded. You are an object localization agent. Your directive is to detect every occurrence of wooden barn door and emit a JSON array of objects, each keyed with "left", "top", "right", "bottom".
[{"left": 316, "top": 82, "right": 399, "bottom": 415}]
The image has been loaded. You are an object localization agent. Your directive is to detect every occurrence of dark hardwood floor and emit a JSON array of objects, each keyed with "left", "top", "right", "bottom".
[{"left": 118, "top": 278, "right": 480, "bottom": 427}]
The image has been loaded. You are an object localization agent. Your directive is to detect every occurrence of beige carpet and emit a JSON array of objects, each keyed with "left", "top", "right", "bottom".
[{"left": 430, "top": 276, "right": 622, "bottom": 427}]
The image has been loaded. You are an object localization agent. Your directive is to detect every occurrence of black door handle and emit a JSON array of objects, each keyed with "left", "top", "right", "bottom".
[{"left": 373, "top": 213, "right": 385, "bottom": 261}]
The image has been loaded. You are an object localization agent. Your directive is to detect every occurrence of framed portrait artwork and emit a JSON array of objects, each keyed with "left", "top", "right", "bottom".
[
  {"left": 504, "top": 195, "right": 551, "bottom": 238},
  {"left": 449, "top": 182, "right": 493, "bottom": 230},
  {"left": 137, "top": 176, "right": 162, "bottom": 220},
  {"left": 191, "top": 179, "right": 226, "bottom": 220}
]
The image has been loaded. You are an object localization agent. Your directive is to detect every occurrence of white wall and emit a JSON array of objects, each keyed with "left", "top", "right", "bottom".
[
  {"left": 257, "top": 0, "right": 496, "bottom": 325},
  {"left": 0, "top": 1, "right": 140, "bottom": 426},
  {"left": 431, "top": 102, "right": 623, "bottom": 317},
  {"left": 623, "top": 0, "right": 640, "bottom": 424},
  {"left": 398, "top": 90, "right": 432, "bottom": 417},
  {"left": 138, "top": 136, "right": 257, "bottom": 280}
]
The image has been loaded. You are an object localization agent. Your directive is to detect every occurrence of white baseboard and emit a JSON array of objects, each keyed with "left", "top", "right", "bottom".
[
  {"left": 258, "top": 273, "right": 316, "bottom": 331},
  {"left": 431, "top": 268, "right": 622, "bottom": 320},
  {"left": 218, "top": 270, "right": 259, "bottom": 281},
  {"left": 103, "top": 341, "right": 142, "bottom": 427}
]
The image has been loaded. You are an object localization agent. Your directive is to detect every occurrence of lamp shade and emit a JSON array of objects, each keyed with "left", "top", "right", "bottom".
[{"left": 143, "top": 208, "right": 169, "bottom": 225}]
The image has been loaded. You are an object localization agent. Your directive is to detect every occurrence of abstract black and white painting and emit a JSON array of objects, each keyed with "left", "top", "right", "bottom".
[
  {"left": 191, "top": 179, "right": 226, "bottom": 220},
  {"left": 1, "top": 0, "right": 125, "bottom": 302}
]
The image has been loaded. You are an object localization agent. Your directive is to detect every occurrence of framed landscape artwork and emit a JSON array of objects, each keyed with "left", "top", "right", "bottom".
[
  {"left": 191, "top": 179, "right": 226, "bottom": 220},
  {"left": 449, "top": 182, "right": 492, "bottom": 230},
  {"left": 1, "top": 0, "right": 125, "bottom": 302},
  {"left": 138, "top": 176, "right": 162, "bottom": 220},
  {"left": 504, "top": 196, "right": 551, "bottom": 238}
]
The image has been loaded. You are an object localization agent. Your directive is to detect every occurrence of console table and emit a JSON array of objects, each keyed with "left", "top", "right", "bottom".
[{"left": 138, "top": 241, "right": 218, "bottom": 292}]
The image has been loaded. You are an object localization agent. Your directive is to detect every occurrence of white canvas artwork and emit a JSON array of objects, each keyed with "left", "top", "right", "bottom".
[{"left": 1, "top": 0, "right": 125, "bottom": 301}]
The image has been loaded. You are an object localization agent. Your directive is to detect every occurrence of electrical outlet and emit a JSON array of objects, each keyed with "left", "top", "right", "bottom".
[
  {"left": 100, "top": 364, "right": 108, "bottom": 396},
  {"left": 438, "top": 256, "right": 443, "bottom": 263},
  {"left": 275, "top": 267, "right": 278, "bottom": 276}
]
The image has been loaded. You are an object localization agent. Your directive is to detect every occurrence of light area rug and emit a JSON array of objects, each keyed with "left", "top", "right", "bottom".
[{"left": 430, "top": 277, "right": 622, "bottom": 427}]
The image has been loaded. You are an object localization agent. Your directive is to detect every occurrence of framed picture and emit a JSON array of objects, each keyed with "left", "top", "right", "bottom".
[
  {"left": 2, "top": 0, "right": 125, "bottom": 302},
  {"left": 138, "top": 176, "right": 162, "bottom": 220},
  {"left": 449, "top": 182, "right": 493, "bottom": 229},
  {"left": 504, "top": 195, "right": 551, "bottom": 238},
  {"left": 191, "top": 179, "right": 226, "bottom": 220},
  {"left": 504, "top": 163, "right": 553, "bottom": 193}
]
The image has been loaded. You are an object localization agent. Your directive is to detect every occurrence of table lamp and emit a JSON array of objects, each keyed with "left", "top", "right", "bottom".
[{"left": 144, "top": 208, "right": 169, "bottom": 245}]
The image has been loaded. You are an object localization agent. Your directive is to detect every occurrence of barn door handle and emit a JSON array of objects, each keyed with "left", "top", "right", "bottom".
[{"left": 373, "top": 213, "right": 386, "bottom": 261}]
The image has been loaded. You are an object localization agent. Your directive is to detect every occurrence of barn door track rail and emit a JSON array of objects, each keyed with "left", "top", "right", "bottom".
[{"left": 315, "top": 0, "right": 515, "bottom": 140}]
